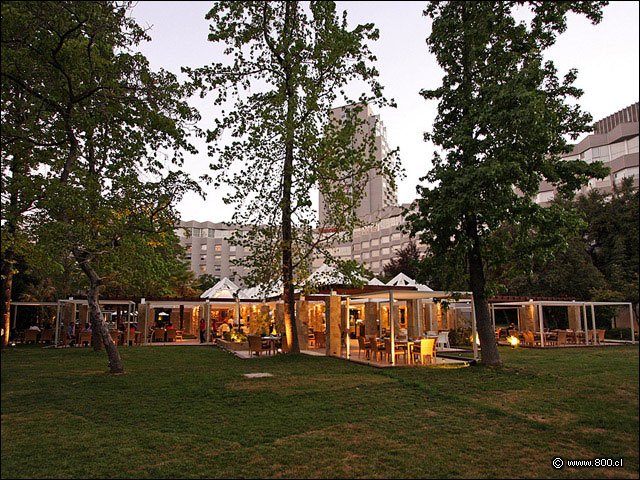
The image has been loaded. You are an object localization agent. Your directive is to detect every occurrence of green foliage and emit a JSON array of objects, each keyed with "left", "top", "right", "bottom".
[
  {"left": 186, "top": 1, "right": 400, "bottom": 296},
  {"left": 222, "top": 330, "right": 247, "bottom": 342},
  {"left": 2, "top": 1, "right": 202, "bottom": 299},
  {"left": 407, "top": 1, "right": 608, "bottom": 293},
  {"left": 381, "top": 241, "right": 423, "bottom": 283},
  {"left": 448, "top": 327, "right": 472, "bottom": 347},
  {"left": 406, "top": 2, "right": 608, "bottom": 364}
]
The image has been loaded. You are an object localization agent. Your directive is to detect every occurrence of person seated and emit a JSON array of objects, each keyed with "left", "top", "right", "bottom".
[
  {"left": 28, "top": 324, "right": 41, "bottom": 332},
  {"left": 66, "top": 324, "right": 76, "bottom": 346},
  {"left": 166, "top": 323, "right": 175, "bottom": 330},
  {"left": 81, "top": 323, "right": 92, "bottom": 332}
]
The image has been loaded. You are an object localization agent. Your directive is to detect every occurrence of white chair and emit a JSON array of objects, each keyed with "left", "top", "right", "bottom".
[{"left": 436, "top": 331, "right": 450, "bottom": 349}]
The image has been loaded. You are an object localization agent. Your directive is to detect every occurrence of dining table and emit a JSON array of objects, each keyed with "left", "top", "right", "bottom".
[{"left": 261, "top": 335, "right": 281, "bottom": 355}]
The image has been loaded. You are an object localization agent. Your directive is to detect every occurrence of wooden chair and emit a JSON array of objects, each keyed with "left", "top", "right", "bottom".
[
  {"left": 40, "top": 329, "right": 54, "bottom": 343},
  {"left": 556, "top": 330, "right": 568, "bottom": 346},
  {"left": 314, "top": 331, "right": 325, "bottom": 349},
  {"left": 384, "top": 338, "right": 407, "bottom": 364},
  {"left": 153, "top": 328, "right": 166, "bottom": 342},
  {"left": 411, "top": 338, "right": 437, "bottom": 365},
  {"left": 175, "top": 330, "right": 183, "bottom": 341},
  {"left": 78, "top": 331, "right": 92, "bottom": 347},
  {"left": 369, "top": 338, "right": 386, "bottom": 362},
  {"left": 126, "top": 330, "right": 140, "bottom": 346},
  {"left": 522, "top": 330, "right": 537, "bottom": 346},
  {"left": 593, "top": 329, "right": 606, "bottom": 343},
  {"left": 357, "top": 336, "right": 371, "bottom": 359},
  {"left": 24, "top": 330, "right": 39, "bottom": 344},
  {"left": 166, "top": 329, "right": 177, "bottom": 342},
  {"left": 109, "top": 330, "right": 120, "bottom": 344},
  {"left": 248, "top": 335, "right": 267, "bottom": 357},
  {"left": 308, "top": 332, "right": 315, "bottom": 348}
]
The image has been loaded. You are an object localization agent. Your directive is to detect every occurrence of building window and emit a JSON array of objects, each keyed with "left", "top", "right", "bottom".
[
  {"left": 371, "top": 238, "right": 379, "bottom": 247},
  {"left": 215, "top": 254, "right": 222, "bottom": 261},
  {"left": 381, "top": 247, "right": 390, "bottom": 256},
  {"left": 230, "top": 245, "right": 237, "bottom": 252},
  {"left": 201, "top": 244, "right": 207, "bottom": 251},
  {"left": 185, "top": 244, "right": 192, "bottom": 252},
  {"left": 371, "top": 250, "right": 379, "bottom": 258},
  {"left": 208, "top": 228, "right": 216, "bottom": 238},
  {"left": 363, "top": 252, "right": 370, "bottom": 259},
  {"left": 391, "top": 232, "right": 401, "bottom": 241},
  {"left": 200, "top": 265, "right": 206, "bottom": 271},
  {"left": 200, "top": 254, "right": 207, "bottom": 261},
  {"left": 215, "top": 245, "right": 222, "bottom": 251},
  {"left": 381, "top": 236, "right": 390, "bottom": 244},
  {"left": 362, "top": 241, "right": 370, "bottom": 249}
]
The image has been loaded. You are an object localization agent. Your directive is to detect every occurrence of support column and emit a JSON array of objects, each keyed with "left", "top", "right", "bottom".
[
  {"left": 538, "top": 304, "right": 545, "bottom": 347},
  {"left": 138, "top": 302, "right": 148, "bottom": 345},
  {"left": 582, "top": 304, "right": 589, "bottom": 345},
  {"left": 406, "top": 300, "right": 417, "bottom": 339},
  {"left": 389, "top": 291, "right": 396, "bottom": 365},
  {"left": 590, "top": 303, "right": 598, "bottom": 345},
  {"left": 205, "top": 301, "right": 211, "bottom": 343},
  {"left": 471, "top": 296, "right": 478, "bottom": 361},
  {"left": 275, "top": 303, "right": 285, "bottom": 336},
  {"left": 568, "top": 305, "right": 581, "bottom": 331},
  {"left": 364, "top": 301, "right": 377, "bottom": 338},
  {"left": 325, "top": 294, "right": 341, "bottom": 357},
  {"left": 345, "top": 297, "right": 351, "bottom": 359},
  {"left": 629, "top": 303, "right": 636, "bottom": 345},
  {"left": 296, "top": 298, "right": 309, "bottom": 350},
  {"left": 260, "top": 304, "right": 270, "bottom": 336}
]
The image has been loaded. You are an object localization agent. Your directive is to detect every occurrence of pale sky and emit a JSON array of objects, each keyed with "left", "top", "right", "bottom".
[{"left": 130, "top": 1, "right": 640, "bottom": 223}]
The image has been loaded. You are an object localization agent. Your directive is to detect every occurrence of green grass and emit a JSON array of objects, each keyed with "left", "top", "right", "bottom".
[{"left": 2, "top": 344, "right": 638, "bottom": 478}]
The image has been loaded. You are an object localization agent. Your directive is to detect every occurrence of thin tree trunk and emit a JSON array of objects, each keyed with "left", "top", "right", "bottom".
[
  {"left": 74, "top": 249, "right": 124, "bottom": 373},
  {"left": 281, "top": 1, "right": 300, "bottom": 353},
  {"left": 1, "top": 251, "right": 14, "bottom": 348},
  {"left": 467, "top": 216, "right": 501, "bottom": 366}
]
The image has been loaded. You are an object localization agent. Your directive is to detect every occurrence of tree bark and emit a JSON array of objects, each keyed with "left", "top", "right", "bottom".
[
  {"left": 280, "top": 1, "right": 300, "bottom": 353},
  {"left": 1, "top": 251, "right": 14, "bottom": 348},
  {"left": 466, "top": 215, "right": 502, "bottom": 366},
  {"left": 74, "top": 249, "right": 124, "bottom": 373}
]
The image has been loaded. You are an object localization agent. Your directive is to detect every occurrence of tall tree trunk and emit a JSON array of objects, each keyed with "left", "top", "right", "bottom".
[
  {"left": 466, "top": 215, "right": 501, "bottom": 366},
  {"left": 74, "top": 249, "right": 124, "bottom": 373},
  {"left": 281, "top": 1, "right": 300, "bottom": 353},
  {"left": 459, "top": 3, "right": 501, "bottom": 366},
  {"left": 1, "top": 250, "right": 15, "bottom": 348}
]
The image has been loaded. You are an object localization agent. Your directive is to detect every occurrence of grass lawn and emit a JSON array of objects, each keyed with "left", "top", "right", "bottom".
[{"left": 1, "top": 344, "right": 638, "bottom": 479}]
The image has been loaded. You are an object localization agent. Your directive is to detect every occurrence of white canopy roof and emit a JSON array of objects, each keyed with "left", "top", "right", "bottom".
[
  {"left": 200, "top": 277, "right": 240, "bottom": 299},
  {"left": 368, "top": 277, "right": 385, "bottom": 286},
  {"left": 386, "top": 272, "right": 433, "bottom": 292}
]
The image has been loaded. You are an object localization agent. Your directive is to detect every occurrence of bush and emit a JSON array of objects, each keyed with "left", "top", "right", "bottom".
[
  {"left": 222, "top": 330, "right": 247, "bottom": 342},
  {"left": 605, "top": 328, "right": 639, "bottom": 341},
  {"left": 449, "top": 327, "right": 472, "bottom": 347}
]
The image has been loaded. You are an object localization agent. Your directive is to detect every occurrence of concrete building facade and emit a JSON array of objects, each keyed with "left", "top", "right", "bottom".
[
  {"left": 177, "top": 221, "right": 251, "bottom": 283},
  {"left": 318, "top": 104, "right": 398, "bottom": 224},
  {"left": 536, "top": 102, "right": 639, "bottom": 205}
]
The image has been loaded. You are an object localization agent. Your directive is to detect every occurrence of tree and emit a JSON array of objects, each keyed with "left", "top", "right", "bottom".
[
  {"left": 381, "top": 241, "right": 423, "bottom": 283},
  {"left": 2, "top": 2, "right": 200, "bottom": 372},
  {"left": 406, "top": 1, "right": 608, "bottom": 365},
  {"left": 188, "top": 1, "right": 399, "bottom": 352}
]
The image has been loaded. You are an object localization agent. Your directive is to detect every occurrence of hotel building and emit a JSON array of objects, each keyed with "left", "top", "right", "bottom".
[{"left": 536, "top": 102, "right": 639, "bottom": 206}]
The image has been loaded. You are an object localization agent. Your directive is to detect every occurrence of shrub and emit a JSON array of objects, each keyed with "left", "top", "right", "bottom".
[
  {"left": 449, "top": 327, "right": 472, "bottom": 346},
  {"left": 605, "top": 328, "right": 639, "bottom": 341}
]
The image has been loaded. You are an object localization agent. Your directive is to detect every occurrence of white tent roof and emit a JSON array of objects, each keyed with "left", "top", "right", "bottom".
[
  {"left": 368, "top": 277, "right": 385, "bottom": 286},
  {"left": 304, "top": 264, "right": 367, "bottom": 287},
  {"left": 386, "top": 272, "right": 433, "bottom": 292},
  {"left": 200, "top": 277, "right": 240, "bottom": 299}
]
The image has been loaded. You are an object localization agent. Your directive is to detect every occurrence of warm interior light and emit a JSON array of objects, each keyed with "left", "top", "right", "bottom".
[{"left": 507, "top": 335, "right": 519, "bottom": 348}]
